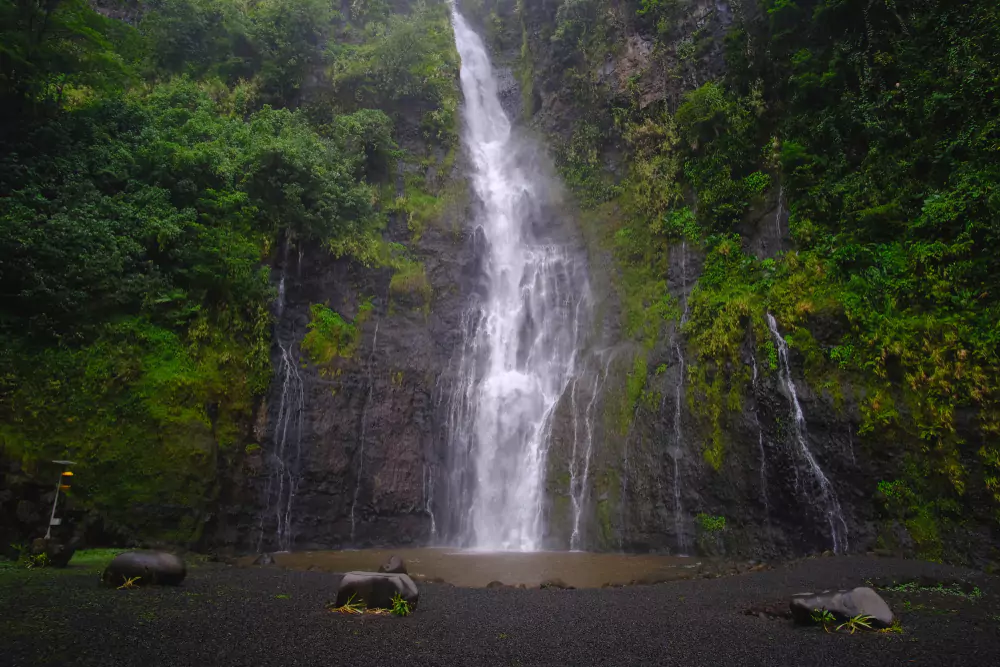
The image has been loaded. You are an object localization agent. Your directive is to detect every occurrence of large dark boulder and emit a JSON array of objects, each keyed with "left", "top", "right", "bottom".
[
  {"left": 335, "top": 571, "right": 418, "bottom": 610},
  {"left": 377, "top": 554, "right": 407, "bottom": 574},
  {"left": 790, "top": 587, "right": 894, "bottom": 628},
  {"left": 30, "top": 537, "right": 76, "bottom": 568},
  {"left": 102, "top": 551, "right": 187, "bottom": 587}
]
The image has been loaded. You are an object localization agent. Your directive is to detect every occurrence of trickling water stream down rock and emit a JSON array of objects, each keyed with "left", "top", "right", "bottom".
[
  {"left": 442, "top": 11, "right": 592, "bottom": 551},
  {"left": 766, "top": 313, "right": 848, "bottom": 553},
  {"left": 258, "top": 266, "right": 304, "bottom": 554}
]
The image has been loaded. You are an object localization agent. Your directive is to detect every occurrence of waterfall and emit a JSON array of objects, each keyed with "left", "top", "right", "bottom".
[
  {"left": 350, "top": 320, "right": 379, "bottom": 543},
  {"left": 766, "top": 313, "right": 848, "bottom": 553},
  {"left": 258, "top": 263, "right": 305, "bottom": 553},
  {"left": 445, "top": 12, "right": 591, "bottom": 551}
]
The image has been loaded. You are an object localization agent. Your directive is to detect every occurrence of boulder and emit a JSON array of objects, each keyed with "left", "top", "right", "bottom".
[
  {"left": 540, "top": 578, "right": 573, "bottom": 590},
  {"left": 377, "top": 554, "right": 407, "bottom": 575},
  {"left": 102, "top": 551, "right": 186, "bottom": 587},
  {"left": 790, "top": 587, "right": 894, "bottom": 628},
  {"left": 335, "top": 571, "right": 418, "bottom": 610},
  {"left": 253, "top": 552, "right": 275, "bottom": 566},
  {"left": 486, "top": 580, "right": 509, "bottom": 589},
  {"left": 30, "top": 537, "right": 76, "bottom": 568}
]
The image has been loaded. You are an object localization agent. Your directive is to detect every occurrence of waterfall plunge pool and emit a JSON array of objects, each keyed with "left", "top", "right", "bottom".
[{"left": 239, "top": 548, "right": 724, "bottom": 588}]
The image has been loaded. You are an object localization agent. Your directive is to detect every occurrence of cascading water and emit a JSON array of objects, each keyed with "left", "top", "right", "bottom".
[
  {"left": 258, "top": 262, "right": 305, "bottom": 553},
  {"left": 766, "top": 313, "right": 848, "bottom": 553},
  {"left": 350, "top": 321, "right": 379, "bottom": 543},
  {"left": 669, "top": 242, "right": 691, "bottom": 554},
  {"left": 568, "top": 352, "right": 614, "bottom": 551},
  {"left": 750, "top": 353, "right": 770, "bottom": 515},
  {"left": 444, "top": 11, "right": 591, "bottom": 551},
  {"left": 774, "top": 184, "right": 785, "bottom": 239}
]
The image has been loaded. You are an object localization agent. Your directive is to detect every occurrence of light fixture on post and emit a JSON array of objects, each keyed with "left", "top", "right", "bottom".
[{"left": 45, "top": 460, "right": 76, "bottom": 540}]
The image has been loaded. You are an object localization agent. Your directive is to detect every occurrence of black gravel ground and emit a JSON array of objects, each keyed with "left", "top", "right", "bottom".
[{"left": 2, "top": 556, "right": 998, "bottom": 666}]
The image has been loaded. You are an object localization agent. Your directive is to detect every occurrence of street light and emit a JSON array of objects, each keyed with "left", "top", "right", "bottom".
[{"left": 45, "top": 460, "right": 76, "bottom": 540}]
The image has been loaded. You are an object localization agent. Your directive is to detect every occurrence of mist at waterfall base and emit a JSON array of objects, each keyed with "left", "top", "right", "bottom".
[{"left": 438, "top": 11, "right": 594, "bottom": 552}]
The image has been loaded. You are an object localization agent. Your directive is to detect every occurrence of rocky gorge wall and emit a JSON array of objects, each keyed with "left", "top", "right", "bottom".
[
  {"left": 451, "top": 0, "right": 999, "bottom": 567},
  {"left": 180, "top": 0, "right": 1000, "bottom": 569}
]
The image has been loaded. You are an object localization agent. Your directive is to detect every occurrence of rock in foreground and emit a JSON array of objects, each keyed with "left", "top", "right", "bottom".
[
  {"left": 335, "top": 571, "right": 418, "bottom": 610},
  {"left": 102, "top": 551, "right": 187, "bottom": 587},
  {"left": 31, "top": 537, "right": 76, "bottom": 568},
  {"left": 790, "top": 587, "right": 893, "bottom": 627}
]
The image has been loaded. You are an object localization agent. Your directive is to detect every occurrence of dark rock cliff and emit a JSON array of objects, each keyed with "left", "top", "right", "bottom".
[{"left": 200, "top": 0, "right": 997, "bottom": 567}]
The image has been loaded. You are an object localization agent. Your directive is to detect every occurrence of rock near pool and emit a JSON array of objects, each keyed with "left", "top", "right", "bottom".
[
  {"left": 790, "top": 587, "right": 894, "bottom": 627},
  {"left": 377, "top": 555, "right": 407, "bottom": 575},
  {"left": 335, "top": 571, "right": 418, "bottom": 610},
  {"left": 102, "top": 551, "right": 187, "bottom": 587}
]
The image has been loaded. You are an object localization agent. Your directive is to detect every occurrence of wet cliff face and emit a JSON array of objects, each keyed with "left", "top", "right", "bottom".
[
  {"left": 209, "top": 0, "right": 996, "bottom": 566},
  {"left": 208, "top": 141, "right": 475, "bottom": 551},
  {"left": 455, "top": 0, "right": 998, "bottom": 565}
]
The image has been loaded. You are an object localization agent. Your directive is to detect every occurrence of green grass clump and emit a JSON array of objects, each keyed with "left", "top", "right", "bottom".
[
  {"left": 390, "top": 592, "right": 411, "bottom": 616},
  {"left": 695, "top": 513, "right": 726, "bottom": 532}
]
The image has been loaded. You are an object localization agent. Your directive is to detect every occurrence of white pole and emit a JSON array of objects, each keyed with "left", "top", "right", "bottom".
[{"left": 45, "top": 471, "right": 61, "bottom": 540}]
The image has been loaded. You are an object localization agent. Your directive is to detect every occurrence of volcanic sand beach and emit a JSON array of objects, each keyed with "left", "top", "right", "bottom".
[{"left": 2, "top": 554, "right": 999, "bottom": 666}]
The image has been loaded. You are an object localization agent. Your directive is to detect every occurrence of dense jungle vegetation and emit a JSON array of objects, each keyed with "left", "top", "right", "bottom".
[
  {"left": 481, "top": 0, "right": 997, "bottom": 559},
  {"left": 0, "top": 0, "right": 458, "bottom": 541},
  {"left": 2, "top": 0, "right": 998, "bottom": 561}
]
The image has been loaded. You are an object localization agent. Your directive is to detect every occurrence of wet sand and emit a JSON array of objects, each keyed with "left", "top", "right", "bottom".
[{"left": 245, "top": 548, "right": 706, "bottom": 587}]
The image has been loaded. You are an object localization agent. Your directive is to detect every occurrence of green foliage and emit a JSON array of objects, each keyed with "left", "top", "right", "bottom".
[
  {"left": 0, "top": 0, "right": 456, "bottom": 542},
  {"left": 616, "top": 353, "right": 649, "bottom": 435},
  {"left": 9, "top": 543, "right": 48, "bottom": 569},
  {"left": 389, "top": 259, "right": 433, "bottom": 311},
  {"left": 302, "top": 302, "right": 371, "bottom": 365},
  {"left": 330, "top": 0, "right": 460, "bottom": 145},
  {"left": 811, "top": 608, "right": 835, "bottom": 631},
  {"left": 69, "top": 548, "right": 125, "bottom": 569},
  {"left": 883, "top": 580, "right": 984, "bottom": 601},
  {"left": 329, "top": 592, "right": 366, "bottom": 614},
  {"left": 695, "top": 513, "right": 725, "bottom": 532},
  {"left": 0, "top": 0, "right": 135, "bottom": 106},
  {"left": 390, "top": 592, "right": 411, "bottom": 616},
  {"left": 836, "top": 614, "right": 874, "bottom": 635}
]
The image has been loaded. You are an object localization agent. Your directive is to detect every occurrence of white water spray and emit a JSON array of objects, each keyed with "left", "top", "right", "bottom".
[
  {"left": 444, "top": 12, "right": 591, "bottom": 551},
  {"left": 766, "top": 313, "right": 848, "bottom": 553}
]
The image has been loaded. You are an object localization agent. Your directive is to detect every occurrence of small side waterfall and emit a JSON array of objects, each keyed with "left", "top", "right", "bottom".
[
  {"left": 350, "top": 320, "right": 379, "bottom": 543},
  {"left": 669, "top": 241, "right": 691, "bottom": 554},
  {"left": 750, "top": 353, "right": 770, "bottom": 516},
  {"left": 774, "top": 184, "right": 785, "bottom": 239},
  {"left": 443, "top": 12, "right": 591, "bottom": 550},
  {"left": 258, "top": 263, "right": 305, "bottom": 553},
  {"left": 568, "top": 352, "right": 613, "bottom": 551},
  {"left": 766, "top": 313, "right": 848, "bottom": 553}
]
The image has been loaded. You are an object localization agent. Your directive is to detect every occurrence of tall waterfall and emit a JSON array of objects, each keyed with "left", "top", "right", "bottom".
[
  {"left": 766, "top": 313, "right": 848, "bottom": 553},
  {"left": 444, "top": 11, "right": 591, "bottom": 551}
]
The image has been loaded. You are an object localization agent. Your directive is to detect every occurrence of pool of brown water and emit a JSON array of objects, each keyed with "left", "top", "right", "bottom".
[{"left": 246, "top": 548, "right": 714, "bottom": 588}]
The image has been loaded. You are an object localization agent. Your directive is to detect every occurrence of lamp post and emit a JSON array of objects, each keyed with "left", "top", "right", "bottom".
[{"left": 45, "top": 460, "right": 76, "bottom": 540}]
